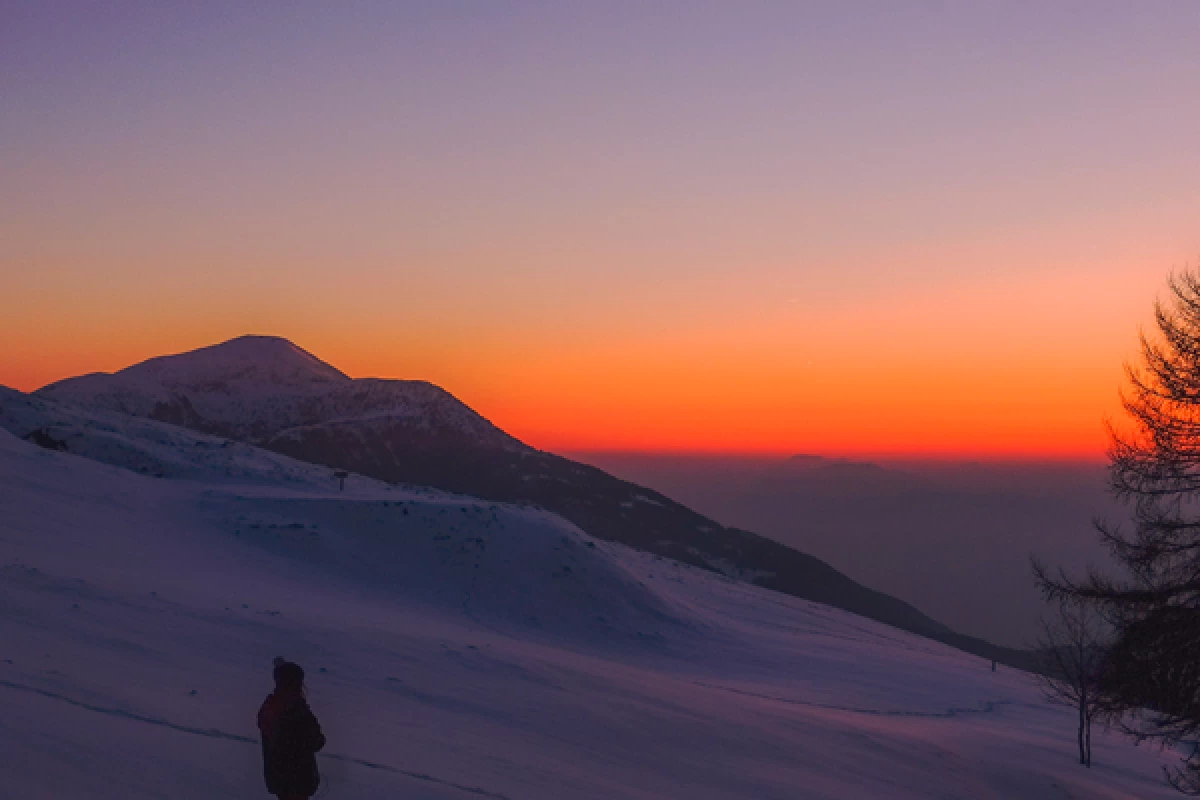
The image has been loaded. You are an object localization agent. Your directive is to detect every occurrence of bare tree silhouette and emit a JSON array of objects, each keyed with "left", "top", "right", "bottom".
[{"left": 1035, "top": 595, "right": 1111, "bottom": 767}]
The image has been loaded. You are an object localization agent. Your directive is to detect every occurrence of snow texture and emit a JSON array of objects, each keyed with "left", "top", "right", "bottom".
[{"left": 0, "top": 395, "right": 1183, "bottom": 799}]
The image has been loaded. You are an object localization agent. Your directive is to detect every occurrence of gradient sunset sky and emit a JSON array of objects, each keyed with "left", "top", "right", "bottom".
[{"left": 4, "top": 3, "right": 1200, "bottom": 457}]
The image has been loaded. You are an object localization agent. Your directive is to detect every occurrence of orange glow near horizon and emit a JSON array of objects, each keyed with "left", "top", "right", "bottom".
[{"left": 1, "top": 259, "right": 1161, "bottom": 461}]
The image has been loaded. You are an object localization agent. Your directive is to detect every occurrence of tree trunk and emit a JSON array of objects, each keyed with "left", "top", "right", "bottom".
[
  {"left": 1077, "top": 699, "right": 1087, "bottom": 765},
  {"left": 1084, "top": 711, "right": 1092, "bottom": 767},
  {"left": 1078, "top": 646, "right": 1089, "bottom": 767}
]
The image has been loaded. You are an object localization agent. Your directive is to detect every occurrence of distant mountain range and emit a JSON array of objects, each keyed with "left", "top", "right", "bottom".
[{"left": 28, "top": 335, "right": 1034, "bottom": 668}]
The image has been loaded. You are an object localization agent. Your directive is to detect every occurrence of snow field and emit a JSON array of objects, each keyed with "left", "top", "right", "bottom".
[{"left": 0, "top": 414, "right": 1182, "bottom": 799}]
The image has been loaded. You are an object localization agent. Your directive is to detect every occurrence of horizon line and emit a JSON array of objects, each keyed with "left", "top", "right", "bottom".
[{"left": 558, "top": 447, "right": 1109, "bottom": 464}]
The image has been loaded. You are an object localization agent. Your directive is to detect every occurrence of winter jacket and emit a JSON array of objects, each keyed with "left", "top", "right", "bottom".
[{"left": 258, "top": 691, "right": 326, "bottom": 797}]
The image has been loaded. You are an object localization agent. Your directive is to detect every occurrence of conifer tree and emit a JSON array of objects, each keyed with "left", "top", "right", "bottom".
[{"left": 1037, "top": 269, "right": 1200, "bottom": 793}]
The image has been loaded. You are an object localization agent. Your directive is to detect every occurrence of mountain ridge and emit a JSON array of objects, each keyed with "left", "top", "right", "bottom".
[
  {"left": 31, "top": 335, "right": 1034, "bottom": 669},
  {"left": 39, "top": 336, "right": 519, "bottom": 449}
]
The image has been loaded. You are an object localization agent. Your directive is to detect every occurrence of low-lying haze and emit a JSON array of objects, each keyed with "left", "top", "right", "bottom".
[{"left": 570, "top": 453, "right": 1120, "bottom": 648}]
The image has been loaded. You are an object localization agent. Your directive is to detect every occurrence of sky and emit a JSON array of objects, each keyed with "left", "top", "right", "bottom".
[{"left": 3, "top": 2, "right": 1200, "bottom": 457}]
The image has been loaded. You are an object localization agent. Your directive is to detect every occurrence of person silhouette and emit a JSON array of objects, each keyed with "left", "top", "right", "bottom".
[{"left": 258, "top": 658, "right": 326, "bottom": 800}]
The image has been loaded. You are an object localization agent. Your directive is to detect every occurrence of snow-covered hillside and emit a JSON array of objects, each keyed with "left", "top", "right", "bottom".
[
  {"left": 25, "top": 337, "right": 996, "bottom": 658},
  {"left": 0, "top": 397, "right": 1181, "bottom": 798}
]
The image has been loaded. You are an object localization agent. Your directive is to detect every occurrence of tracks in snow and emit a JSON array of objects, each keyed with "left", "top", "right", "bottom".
[
  {"left": 0, "top": 678, "right": 515, "bottom": 800},
  {"left": 693, "top": 681, "right": 1013, "bottom": 719}
]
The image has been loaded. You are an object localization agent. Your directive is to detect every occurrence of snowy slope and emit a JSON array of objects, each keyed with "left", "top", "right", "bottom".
[
  {"left": 28, "top": 338, "right": 1003, "bottom": 662},
  {"left": 0, "top": 388, "right": 679, "bottom": 643},
  {"left": 0, "top": 404, "right": 1183, "bottom": 798}
]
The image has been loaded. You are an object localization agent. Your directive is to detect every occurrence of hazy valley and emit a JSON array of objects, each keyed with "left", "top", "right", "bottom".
[{"left": 571, "top": 453, "right": 1120, "bottom": 649}]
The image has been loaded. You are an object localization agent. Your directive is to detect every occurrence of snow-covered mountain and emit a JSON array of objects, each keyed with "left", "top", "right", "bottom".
[
  {"left": 27, "top": 336, "right": 1030, "bottom": 667},
  {"left": 38, "top": 335, "right": 520, "bottom": 448},
  {"left": 0, "top": 400, "right": 1182, "bottom": 798}
]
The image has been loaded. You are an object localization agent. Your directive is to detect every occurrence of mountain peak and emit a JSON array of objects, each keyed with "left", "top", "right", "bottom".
[
  {"left": 34, "top": 335, "right": 518, "bottom": 448},
  {"left": 207, "top": 334, "right": 308, "bottom": 353},
  {"left": 116, "top": 335, "right": 349, "bottom": 386}
]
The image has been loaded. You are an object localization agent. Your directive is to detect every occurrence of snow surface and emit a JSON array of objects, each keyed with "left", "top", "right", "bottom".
[{"left": 0, "top": 401, "right": 1183, "bottom": 798}]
